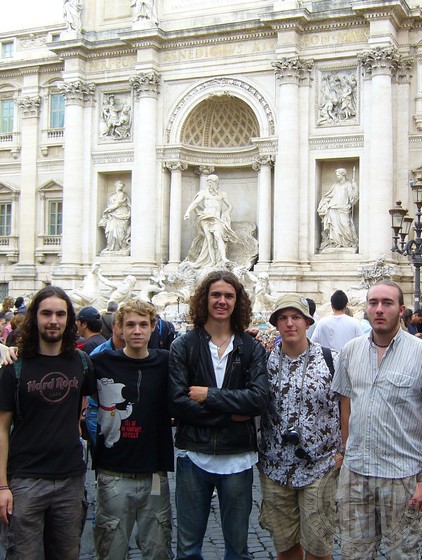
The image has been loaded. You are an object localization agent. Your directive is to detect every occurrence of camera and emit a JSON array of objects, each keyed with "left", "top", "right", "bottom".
[{"left": 282, "top": 426, "right": 301, "bottom": 447}]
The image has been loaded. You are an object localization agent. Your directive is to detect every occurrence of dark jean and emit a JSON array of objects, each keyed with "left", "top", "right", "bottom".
[
  {"left": 175, "top": 454, "right": 253, "bottom": 560},
  {"left": 85, "top": 402, "right": 98, "bottom": 445}
]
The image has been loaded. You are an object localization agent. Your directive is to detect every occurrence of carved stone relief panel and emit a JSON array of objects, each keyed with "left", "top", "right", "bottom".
[
  {"left": 316, "top": 67, "right": 359, "bottom": 127},
  {"left": 98, "top": 91, "right": 133, "bottom": 143}
]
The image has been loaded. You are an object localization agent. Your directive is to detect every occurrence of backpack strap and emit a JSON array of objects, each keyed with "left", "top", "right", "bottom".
[
  {"left": 14, "top": 358, "right": 22, "bottom": 419},
  {"left": 321, "top": 346, "right": 334, "bottom": 375},
  {"left": 76, "top": 348, "right": 89, "bottom": 375}
]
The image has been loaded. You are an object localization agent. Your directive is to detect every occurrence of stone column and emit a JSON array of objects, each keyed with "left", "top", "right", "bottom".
[
  {"left": 59, "top": 80, "right": 95, "bottom": 266},
  {"left": 272, "top": 57, "right": 313, "bottom": 264},
  {"left": 166, "top": 161, "right": 187, "bottom": 265},
  {"left": 16, "top": 95, "right": 41, "bottom": 268},
  {"left": 129, "top": 72, "right": 160, "bottom": 264},
  {"left": 252, "top": 156, "right": 273, "bottom": 265},
  {"left": 196, "top": 166, "right": 215, "bottom": 190},
  {"left": 358, "top": 47, "right": 399, "bottom": 258}
]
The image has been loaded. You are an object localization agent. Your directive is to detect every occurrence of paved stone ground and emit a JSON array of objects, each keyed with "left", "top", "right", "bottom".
[
  {"left": 0, "top": 464, "right": 391, "bottom": 560},
  {"left": 78, "top": 465, "right": 387, "bottom": 560}
]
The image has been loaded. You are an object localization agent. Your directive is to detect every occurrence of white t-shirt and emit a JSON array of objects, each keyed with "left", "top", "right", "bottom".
[{"left": 311, "top": 314, "right": 364, "bottom": 352}]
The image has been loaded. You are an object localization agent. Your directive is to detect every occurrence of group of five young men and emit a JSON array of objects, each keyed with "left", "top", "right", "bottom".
[{"left": 0, "top": 272, "right": 421, "bottom": 560}]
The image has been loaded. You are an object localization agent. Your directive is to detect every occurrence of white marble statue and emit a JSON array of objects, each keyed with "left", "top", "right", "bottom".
[
  {"left": 184, "top": 174, "right": 238, "bottom": 268},
  {"left": 63, "top": 0, "right": 83, "bottom": 32},
  {"left": 98, "top": 274, "right": 141, "bottom": 305},
  {"left": 317, "top": 168, "right": 359, "bottom": 251},
  {"left": 69, "top": 263, "right": 101, "bottom": 309},
  {"left": 252, "top": 272, "right": 277, "bottom": 313},
  {"left": 131, "top": 0, "right": 158, "bottom": 25},
  {"left": 99, "top": 181, "right": 131, "bottom": 254}
]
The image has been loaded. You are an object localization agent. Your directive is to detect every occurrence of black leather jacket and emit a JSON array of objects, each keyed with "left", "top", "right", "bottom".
[{"left": 168, "top": 327, "right": 269, "bottom": 455}]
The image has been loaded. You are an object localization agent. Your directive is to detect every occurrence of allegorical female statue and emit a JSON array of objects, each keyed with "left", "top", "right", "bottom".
[
  {"left": 99, "top": 181, "right": 131, "bottom": 254},
  {"left": 317, "top": 168, "right": 359, "bottom": 251}
]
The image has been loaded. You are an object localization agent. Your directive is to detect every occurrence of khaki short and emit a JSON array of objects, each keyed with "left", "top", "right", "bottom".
[
  {"left": 337, "top": 466, "right": 422, "bottom": 560},
  {"left": 259, "top": 468, "right": 338, "bottom": 556}
]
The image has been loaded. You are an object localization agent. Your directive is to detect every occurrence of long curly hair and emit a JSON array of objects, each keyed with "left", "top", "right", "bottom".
[
  {"left": 18, "top": 286, "right": 78, "bottom": 359},
  {"left": 189, "top": 270, "right": 252, "bottom": 331}
]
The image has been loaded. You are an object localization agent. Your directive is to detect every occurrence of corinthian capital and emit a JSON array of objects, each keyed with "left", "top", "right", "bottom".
[
  {"left": 17, "top": 95, "right": 41, "bottom": 118},
  {"left": 272, "top": 57, "right": 313, "bottom": 85},
  {"left": 358, "top": 47, "right": 400, "bottom": 78},
  {"left": 165, "top": 161, "right": 188, "bottom": 173},
  {"left": 129, "top": 72, "right": 161, "bottom": 99},
  {"left": 58, "top": 80, "right": 96, "bottom": 105}
]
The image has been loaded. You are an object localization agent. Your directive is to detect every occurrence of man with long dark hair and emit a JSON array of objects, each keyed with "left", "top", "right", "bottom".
[
  {"left": 0, "top": 286, "right": 96, "bottom": 560},
  {"left": 169, "top": 270, "right": 268, "bottom": 560}
]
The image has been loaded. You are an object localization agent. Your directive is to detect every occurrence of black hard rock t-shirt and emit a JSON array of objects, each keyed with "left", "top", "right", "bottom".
[{"left": 0, "top": 351, "right": 96, "bottom": 479}]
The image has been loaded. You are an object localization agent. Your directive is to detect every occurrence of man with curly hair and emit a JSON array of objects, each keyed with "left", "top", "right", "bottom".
[
  {"left": 168, "top": 270, "right": 268, "bottom": 560},
  {"left": 0, "top": 286, "right": 96, "bottom": 559},
  {"left": 91, "top": 299, "right": 173, "bottom": 560}
]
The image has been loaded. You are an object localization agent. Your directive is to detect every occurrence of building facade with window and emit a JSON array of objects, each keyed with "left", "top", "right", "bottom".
[{"left": 0, "top": 0, "right": 422, "bottom": 305}]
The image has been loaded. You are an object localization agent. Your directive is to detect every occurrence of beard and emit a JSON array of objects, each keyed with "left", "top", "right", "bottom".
[{"left": 39, "top": 330, "right": 64, "bottom": 344}]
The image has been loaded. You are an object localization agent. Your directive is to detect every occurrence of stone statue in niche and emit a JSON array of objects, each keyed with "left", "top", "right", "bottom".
[
  {"left": 184, "top": 174, "right": 238, "bottom": 269},
  {"left": 317, "top": 70, "right": 357, "bottom": 126},
  {"left": 100, "top": 94, "right": 132, "bottom": 140},
  {"left": 63, "top": 0, "right": 83, "bottom": 32},
  {"left": 131, "top": 0, "right": 158, "bottom": 25},
  {"left": 318, "top": 168, "right": 359, "bottom": 252},
  {"left": 99, "top": 181, "right": 131, "bottom": 254}
]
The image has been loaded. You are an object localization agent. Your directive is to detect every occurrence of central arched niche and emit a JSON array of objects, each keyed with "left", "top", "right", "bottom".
[{"left": 181, "top": 94, "right": 260, "bottom": 148}]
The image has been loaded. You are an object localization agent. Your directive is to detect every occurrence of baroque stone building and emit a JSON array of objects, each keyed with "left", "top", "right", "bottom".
[{"left": 0, "top": 0, "right": 421, "bottom": 303}]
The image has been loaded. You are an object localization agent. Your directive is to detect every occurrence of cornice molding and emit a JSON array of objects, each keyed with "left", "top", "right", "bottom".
[
  {"left": 309, "top": 135, "right": 364, "bottom": 150},
  {"left": 91, "top": 150, "right": 134, "bottom": 165}
]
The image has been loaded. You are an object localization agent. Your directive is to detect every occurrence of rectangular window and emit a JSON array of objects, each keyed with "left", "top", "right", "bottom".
[
  {"left": 1, "top": 42, "right": 14, "bottom": 59},
  {"left": 50, "top": 94, "right": 65, "bottom": 129},
  {"left": 0, "top": 203, "right": 12, "bottom": 236},
  {"left": 0, "top": 100, "right": 14, "bottom": 133},
  {"left": 0, "top": 284, "right": 8, "bottom": 302},
  {"left": 48, "top": 200, "right": 62, "bottom": 236}
]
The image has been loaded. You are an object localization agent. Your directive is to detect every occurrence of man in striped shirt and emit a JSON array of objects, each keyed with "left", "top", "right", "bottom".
[{"left": 333, "top": 280, "right": 422, "bottom": 559}]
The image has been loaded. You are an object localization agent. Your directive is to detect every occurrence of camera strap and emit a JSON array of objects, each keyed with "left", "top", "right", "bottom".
[{"left": 279, "top": 343, "right": 310, "bottom": 426}]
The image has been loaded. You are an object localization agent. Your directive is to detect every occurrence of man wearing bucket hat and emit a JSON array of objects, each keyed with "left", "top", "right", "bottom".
[{"left": 258, "top": 294, "right": 342, "bottom": 560}]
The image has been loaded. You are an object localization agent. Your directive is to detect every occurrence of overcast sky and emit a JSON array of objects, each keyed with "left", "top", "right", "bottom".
[{"left": 2, "top": 0, "right": 63, "bottom": 33}]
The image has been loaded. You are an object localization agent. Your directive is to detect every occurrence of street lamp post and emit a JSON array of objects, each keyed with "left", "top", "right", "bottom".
[{"left": 389, "top": 181, "right": 422, "bottom": 311}]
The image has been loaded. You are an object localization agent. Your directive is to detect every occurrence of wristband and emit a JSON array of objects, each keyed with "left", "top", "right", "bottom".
[{"left": 0, "top": 485, "right": 9, "bottom": 491}]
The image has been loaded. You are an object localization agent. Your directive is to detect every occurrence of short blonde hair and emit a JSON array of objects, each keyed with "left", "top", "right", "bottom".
[{"left": 116, "top": 299, "right": 157, "bottom": 328}]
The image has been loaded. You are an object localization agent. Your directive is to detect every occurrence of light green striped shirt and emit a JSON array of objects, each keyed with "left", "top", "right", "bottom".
[{"left": 332, "top": 328, "right": 422, "bottom": 478}]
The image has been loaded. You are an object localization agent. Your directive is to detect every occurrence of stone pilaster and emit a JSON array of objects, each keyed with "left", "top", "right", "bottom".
[
  {"left": 272, "top": 57, "right": 313, "bottom": 264},
  {"left": 129, "top": 71, "right": 161, "bottom": 264}
]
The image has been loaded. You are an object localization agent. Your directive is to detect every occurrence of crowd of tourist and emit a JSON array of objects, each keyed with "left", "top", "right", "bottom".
[{"left": 0, "top": 274, "right": 421, "bottom": 560}]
